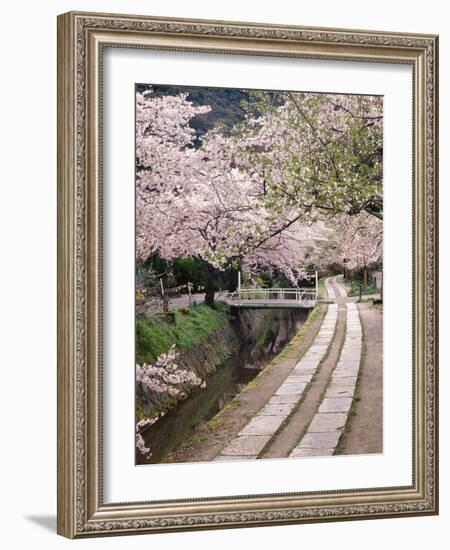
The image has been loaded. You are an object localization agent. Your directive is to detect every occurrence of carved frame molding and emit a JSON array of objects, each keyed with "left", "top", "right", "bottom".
[{"left": 57, "top": 11, "right": 438, "bottom": 538}]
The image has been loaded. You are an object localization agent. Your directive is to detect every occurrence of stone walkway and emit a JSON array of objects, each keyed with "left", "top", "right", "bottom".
[
  {"left": 324, "top": 274, "right": 347, "bottom": 300},
  {"left": 289, "top": 302, "right": 362, "bottom": 457},
  {"left": 214, "top": 304, "right": 339, "bottom": 461}
]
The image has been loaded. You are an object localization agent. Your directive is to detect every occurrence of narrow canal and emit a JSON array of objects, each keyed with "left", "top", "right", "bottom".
[{"left": 138, "top": 308, "right": 309, "bottom": 464}]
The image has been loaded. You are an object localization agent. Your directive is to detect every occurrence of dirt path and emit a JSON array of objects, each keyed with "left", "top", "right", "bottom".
[
  {"left": 262, "top": 305, "right": 347, "bottom": 458},
  {"left": 336, "top": 303, "right": 383, "bottom": 454},
  {"left": 164, "top": 306, "right": 326, "bottom": 463}
]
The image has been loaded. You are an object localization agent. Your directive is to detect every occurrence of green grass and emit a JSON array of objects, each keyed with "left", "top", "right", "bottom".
[
  {"left": 136, "top": 301, "right": 229, "bottom": 364},
  {"left": 344, "top": 280, "right": 379, "bottom": 297}
]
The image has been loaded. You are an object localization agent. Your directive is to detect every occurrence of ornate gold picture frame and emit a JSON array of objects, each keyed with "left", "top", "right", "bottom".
[{"left": 57, "top": 11, "right": 438, "bottom": 538}]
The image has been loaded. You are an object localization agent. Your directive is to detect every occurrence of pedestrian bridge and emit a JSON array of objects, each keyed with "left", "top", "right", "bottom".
[{"left": 223, "top": 288, "right": 317, "bottom": 309}]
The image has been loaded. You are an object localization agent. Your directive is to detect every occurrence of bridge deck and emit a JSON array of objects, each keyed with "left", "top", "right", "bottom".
[
  {"left": 224, "top": 301, "right": 316, "bottom": 309},
  {"left": 223, "top": 288, "right": 317, "bottom": 309}
]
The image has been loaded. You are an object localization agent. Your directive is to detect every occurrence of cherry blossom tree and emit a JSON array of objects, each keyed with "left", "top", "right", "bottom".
[
  {"left": 232, "top": 91, "right": 383, "bottom": 221},
  {"left": 136, "top": 344, "right": 206, "bottom": 459},
  {"left": 136, "top": 88, "right": 323, "bottom": 304},
  {"left": 136, "top": 88, "right": 211, "bottom": 260},
  {"left": 312, "top": 212, "right": 383, "bottom": 281}
]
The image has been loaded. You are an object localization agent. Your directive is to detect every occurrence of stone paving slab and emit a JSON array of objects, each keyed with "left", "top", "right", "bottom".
[
  {"left": 336, "top": 360, "right": 360, "bottom": 369},
  {"left": 288, "top": 374, "right": 313, "bottom": 384},
  {"left": 334, "top": 360, "right": 360, "bottom": 369},
  {"left": 275, "top": 382, "right": 307, "bottom": 395},
  {"left": 318, "top": 397, "right": 352, "bottom": 413},
  {"left": 220, "top": 435, "right": 271, "bottom": 456},
  {"left": 339, "top": 354, "right": 361, "bottom": 362},
  {"left": 305, "top": 349, "right": 325, "bottom": 356},
  {"left": 259, "top": 403, "right": 294, "bottom": 416},
  {"left": 239, "top": 415, "right": 285, "bottom": 436},
  {"left": 339, "top": 348, "right": 361, "bottom": 356},
  {"left": 292, "top": 367, "right": 316, "bottom": 376},
  {"left": 301, "top": 354, "right": 322, "bottom": 361},
  {"left": 333, "top": 367, "right": 360, "bottom": 378},
  {"left": 290, "top": 447, "right": 334, "bottom": 457},
  {"left": 328, "top": 376, "right": 357, "bottom": 387},
  {"left": 308, "top": 412, "right": 347, "bottom": 432},
  {"left": 341, "top": 343, "right": 361, "bottom": 349},
  {"left": 297, "top": 431, "right": 342, "bottom": 449},
  {"left": 325, "top": 386, "right": 355, "bottom": 398},
  {"left": 295, "top": 359, "right": 320, "bottom": 367},
  {"left": 295, "top": 359, "right": 320, "bottom": 369},
  {"left": 269, "top": 394, "right": 302, "bottom": 405}
]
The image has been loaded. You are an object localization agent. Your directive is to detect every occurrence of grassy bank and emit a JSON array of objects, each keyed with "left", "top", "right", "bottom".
[{"left": 136, "top": 301, "right": 229, "bottom": 364}]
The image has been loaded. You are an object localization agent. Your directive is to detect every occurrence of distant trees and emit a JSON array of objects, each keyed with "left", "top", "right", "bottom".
[{"left": 311, "top": 212, "right": 383, "bottom": 272}]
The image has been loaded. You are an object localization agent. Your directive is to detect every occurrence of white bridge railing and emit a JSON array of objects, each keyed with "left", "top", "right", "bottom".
[{"left": 224, "top": 288, "right": 317, "bottom": 308}]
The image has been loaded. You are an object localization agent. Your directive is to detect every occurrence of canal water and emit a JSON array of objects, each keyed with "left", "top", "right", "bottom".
[{"left": 139, "top": 308, "right": 309, "bottom": 464}]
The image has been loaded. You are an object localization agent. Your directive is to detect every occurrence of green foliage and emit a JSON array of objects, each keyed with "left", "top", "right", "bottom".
[
  {"left": 346, "top": 280, "right": 379, "bottom": 297},
  {"left": 272, "top": 271, "right": 293, "bottom": 289},
  {"left": 254, "top": 273, "right": 273, "bottom": 288},
  {"left": 136, "top": 259, "right": 160, "bottom": 297},
  {"left": 136, "top": 302, "right": 229, "bottom": 364},
  {"left": 139, "top": 254, "right": 239, "bottom": 296},
  {"left": 172, "top": 257, "right": 208, "bottom": 290},
  {"left": 235, "top": 90, "right": 383, "bottom": 221}
]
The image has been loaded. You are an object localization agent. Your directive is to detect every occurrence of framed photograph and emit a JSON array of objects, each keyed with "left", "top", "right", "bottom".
[{"left": 57, "top": 11, "right": 439, "bottom": 538}]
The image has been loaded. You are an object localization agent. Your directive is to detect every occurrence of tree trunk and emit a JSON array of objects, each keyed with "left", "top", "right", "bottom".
[
  {"left": 204, "top": 265, "right": 216, "bottom": 307},
  {"left": 363, "top": 268, "right": 368, "bottom": 288}
]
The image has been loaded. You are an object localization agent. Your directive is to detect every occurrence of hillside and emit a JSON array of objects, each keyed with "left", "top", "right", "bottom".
[{"left": 136, "top": 83, "right": 251, "bottom": 138}]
